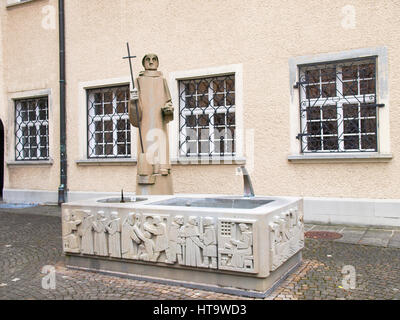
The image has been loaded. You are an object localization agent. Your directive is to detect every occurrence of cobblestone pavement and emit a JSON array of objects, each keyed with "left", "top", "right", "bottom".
[{"left": 0, "top": 207, "right": 399, "bottom": 300}]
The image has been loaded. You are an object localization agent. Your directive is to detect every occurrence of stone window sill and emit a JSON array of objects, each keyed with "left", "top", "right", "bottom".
[
  {"left": 7, "top": 159, "right": 54, "bottom": 166},
  {"left": 6, "top": 0, "right": 36, "bottom": 8},
  {"left": 76, "top": 159, "right": 137, "bottom": 166},
  {"left": 171, "top": 156, "right": 246, "bottom": 165},
  {"left": 288, "top": 153, "right": 393, "bottom": 163}
]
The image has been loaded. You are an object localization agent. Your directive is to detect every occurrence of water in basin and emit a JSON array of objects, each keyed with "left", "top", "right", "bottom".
[{"left": 148, "top": 197, "right": 273, "bottom": 209}]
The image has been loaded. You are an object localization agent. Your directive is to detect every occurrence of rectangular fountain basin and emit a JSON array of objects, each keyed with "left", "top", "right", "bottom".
[{"left": 61, "top": 194, "right": 304, "bottom": 297}]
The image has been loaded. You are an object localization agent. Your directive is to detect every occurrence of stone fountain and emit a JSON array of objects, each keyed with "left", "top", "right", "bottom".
[{"left": 61, "top": 52, "right": 304, "bottom": 298}]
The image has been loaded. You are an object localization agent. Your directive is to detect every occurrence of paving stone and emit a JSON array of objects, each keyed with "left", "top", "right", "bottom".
[
  {"left": 388, "top": 231, "right": 400, "bottom": 249},
  {"left": 310, "top": 225, "right": 347, "bottom": 233},
  {"left": 359, "top": 229, "right": 392, "bottom": 247},
  {"left": 0, "top": 205, "right": 61, "bottom": 217},
  {"left": 334, "top": 227, "right": 366, "bottom": 244},
  {"left": 304, "top": 224, "right": 315, "bottom": 231}
]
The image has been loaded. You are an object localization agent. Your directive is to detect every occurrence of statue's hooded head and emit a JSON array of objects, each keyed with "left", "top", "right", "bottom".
[{"left": 142, "top": 53, "right": 159, "bottom": 71}]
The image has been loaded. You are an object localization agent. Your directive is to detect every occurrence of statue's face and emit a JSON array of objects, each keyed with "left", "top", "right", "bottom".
[
  {"left": 175, "top": 216, "right": 183, "bottom": 225},
  {"left": 143, "top": 54, "right": 159, "bottom": 70},
  {"left": 189, "top": 217, "right": 197, "bottom": 226}
]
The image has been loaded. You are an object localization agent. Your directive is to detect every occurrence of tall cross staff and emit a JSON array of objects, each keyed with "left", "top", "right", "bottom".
[{"left": 123, "top": 42, "right": 144, "bottom": 154}]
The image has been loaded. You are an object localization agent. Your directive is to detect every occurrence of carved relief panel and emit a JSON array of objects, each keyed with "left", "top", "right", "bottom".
[
  {"left": 140, "top": 214, "right": 170, "bottom": 263},
  {"left": 269, "top": 207, "right": 304, "bottom": 271},
  {"left": 179, "top": 216, "right": 218, "bottom": 269},
  {"left": 120, "top": 213, "right": 219, "bottom": 268},
  {"left": 63, "top": 209, "right": 84, "bottom": 254},
  {"left": 63, "top": 209, "right": 260, "bottom": 274},
  {"left": 217, "top": 219, "right": 258, "bottom": 274}
]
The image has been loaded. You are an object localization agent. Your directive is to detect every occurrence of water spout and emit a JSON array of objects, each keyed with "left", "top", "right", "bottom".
[{"left": 239, "top": 166, "right": 255, "bottom": 198}]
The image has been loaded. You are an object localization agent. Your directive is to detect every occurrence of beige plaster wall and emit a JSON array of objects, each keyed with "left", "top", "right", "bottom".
[
  {"left": 1, "top": 0, "right": 60, "bottom": 191},
  {"left": 2, "top": 0, "right": 400, "bottom": 199},
  {"left": 0, "top": 2, "right": 5, "bottom": 189}
]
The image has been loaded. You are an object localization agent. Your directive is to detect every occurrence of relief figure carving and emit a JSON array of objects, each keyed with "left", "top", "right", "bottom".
[
  {"left": 79, "top": 211, "right": 95, "bottom": 255},
  {"left": 181, "top": 216, "right": 205, "bottom": 267},
  {"left": 143, "top": 215, "right": 169, "bottom": 262},
  {"left": 122, "top": 213, "right": 142, "bottom": 259},
  {"left": 93, "top": 211, "right": 109, "bottom": 256},
  {"left": 166, "top": 215, "right": 184, "bottom": 264},
  {"left": 218, "top": 220, "right": 256, "bottom": 273},
  {"left": 224, "top": 224, "right": 253, "bottom": 269},
  {"left": 63, "top": 210, "right": 82, "bottom": 253},
  {"left": 201, "top": 217, "right": 217, "bottom": 269},
  {"left": 137, "top": 230, "right": 155, "bottom": 261},
  {"left": 106, "top": 212, "right": 121, "bottom": 258},
  {"left": 269, "top": 207, "right": 304, "bottom": 271}
]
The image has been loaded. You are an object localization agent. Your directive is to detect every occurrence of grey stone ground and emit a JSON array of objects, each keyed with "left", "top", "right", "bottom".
[
  {"left": 304, "top": 223, "right": 400, "bottom": 249},
  {"left": 0, "top": 205, "right": 399, "bottom": 300}
]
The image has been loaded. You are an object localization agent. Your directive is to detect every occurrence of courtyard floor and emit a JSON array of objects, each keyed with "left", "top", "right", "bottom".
[{"left": 0, "top": 205, "right": 399, "bottom": 300}]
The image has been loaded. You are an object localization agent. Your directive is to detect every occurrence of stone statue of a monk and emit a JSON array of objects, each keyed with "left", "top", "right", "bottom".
[{"left": 129, "top": 53, "right": 174, "bottom": 195}]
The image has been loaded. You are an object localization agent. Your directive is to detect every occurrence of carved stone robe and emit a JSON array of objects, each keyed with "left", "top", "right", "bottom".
[
  {"left": 129, "top": 70, "right": 174, "bottom": 195},
  {"left": 93, "top": 218, "right": 108, "bottom": 256},
  {"left": 230, "top": 231, "right": 252, "bottom": 268},
  {"left": 183, "top": 224, "right": 203, "bottom": 267},
  {"left": 203, "top": 226, "right": 217, "bottom": 258},
  {"left": 122, "top": 221, "right": 136, "bottom": 259},
  {"left": 167, "top": 222, "right": 183, "bottom": 263},
  {"left": 121, "top": 219, "right": 144, "bottom": 259},
  {"left": 107, "top": 218, "right": 121, "bottom": 258},
  {"left": 144, "top": 221, "right": 168, "bottom": 252},
  {"left": 80, "top": 215, "right": 94, "bottom": 255}
]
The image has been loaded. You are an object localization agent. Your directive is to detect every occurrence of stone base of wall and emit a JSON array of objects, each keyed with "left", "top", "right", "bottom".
[
  {"left": 304, "top": 197, "right": 400, "bottom": 227},
  {"left": 3, "top": 189, "right": 135, "bottom": 204}
]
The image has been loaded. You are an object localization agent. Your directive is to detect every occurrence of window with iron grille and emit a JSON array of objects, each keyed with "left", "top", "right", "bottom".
[
  {"left": 298, "top": 58, "right": 379, "bottom": 153},
  {"left": 87, "top": 85, "right": 131, "bottom": 158},
  {"left": 179, "top": 75, "right": 235, "bottom": 157},
  {"left": 15, "top": 96, "right": 49, "bottom": 161}
]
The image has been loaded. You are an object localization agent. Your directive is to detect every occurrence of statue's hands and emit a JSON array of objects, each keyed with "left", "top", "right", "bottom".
[
  {"left": 162, "top": 102, "right": 174, "bottom": 117},
  {"left": 130, "top": 88, "right": 139, "bottom": 101}
]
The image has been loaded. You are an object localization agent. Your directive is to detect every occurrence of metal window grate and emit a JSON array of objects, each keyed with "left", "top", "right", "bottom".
[
  {"left": 87, "top": 85, "right": 131, "bottom": 158},
  {"left": 297, "top": 58, "right": 379, "bottom": 153},
  {"left": 179, "top": 75, "right": 236, "bottom": 157},
  {"left": 15, "top": 97, "right": 49, "bottom": 161}
]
